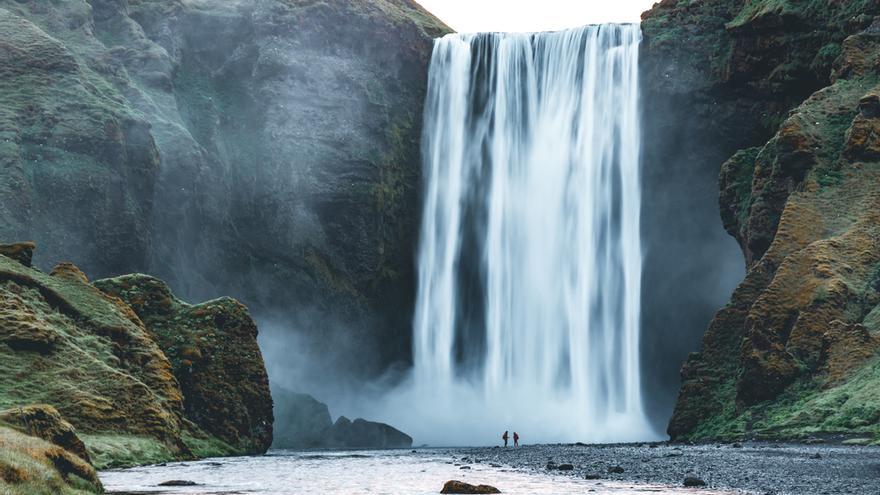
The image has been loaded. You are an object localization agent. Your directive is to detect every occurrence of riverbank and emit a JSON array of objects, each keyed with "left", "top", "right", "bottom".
[
  {"left": 100, "top": 449, "right": 734, "bottom": 494},
  {"left": 99, "top": 443, "right": 879, "bottom": 495},
  {"left": 446, "top": 442, "right": 880, "bottom": 495}
]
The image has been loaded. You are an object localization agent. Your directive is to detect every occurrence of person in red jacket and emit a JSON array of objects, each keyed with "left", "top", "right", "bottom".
[
  {"left": 502, "top": 430, "right": 509, "bottom": 447},
  {"left": 513, "top": 431, "right": 519, "bottom": 447}
]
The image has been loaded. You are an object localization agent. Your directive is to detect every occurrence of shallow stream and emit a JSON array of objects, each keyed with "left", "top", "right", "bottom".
[{"left": 101, "top": 450, "right": 735, "bottom": 494}]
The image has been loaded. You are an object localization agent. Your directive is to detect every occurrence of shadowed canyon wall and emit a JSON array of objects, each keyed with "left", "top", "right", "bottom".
[
  {"left": 641, "top": 0, "right": 880, "bottom": 440},
  {"left": 0, "top": 0, "right": 450, "bottom": 407}
]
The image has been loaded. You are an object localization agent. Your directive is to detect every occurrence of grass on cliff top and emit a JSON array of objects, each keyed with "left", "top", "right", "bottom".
[{"left": 0, "top": 427, "right": 100, "bottom": 495}]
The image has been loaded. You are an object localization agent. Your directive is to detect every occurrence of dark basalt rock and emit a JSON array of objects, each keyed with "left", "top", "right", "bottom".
[
  {"left": 271, "top": 390, "right": 412, "bottom": 450},
  {"left": 271, "top": 388, "right": 333, "bottom": 449},
  {"left": 328, "top": 416, "right": 413, "bottom": 449},
  {"left": 158, "top": 480, "right": 200, "bottom": 486},
  {"left": 440, "top": 480, "right": 501, "bottom": 494},
  {"left": 684, "top": 476, "right": 707, "bottom": 487}
]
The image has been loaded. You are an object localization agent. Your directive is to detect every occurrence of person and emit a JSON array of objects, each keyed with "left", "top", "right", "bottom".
[
  {"left": 513, "top": 431, "right": 519, "bottom": 447},
  {"left": 502, "top": 430, "right": 509, "bottom": 447}
]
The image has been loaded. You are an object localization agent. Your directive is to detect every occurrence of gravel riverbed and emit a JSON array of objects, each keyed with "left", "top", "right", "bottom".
[{"left": 439, "top": 442, "right": 880, "bottom": 495}]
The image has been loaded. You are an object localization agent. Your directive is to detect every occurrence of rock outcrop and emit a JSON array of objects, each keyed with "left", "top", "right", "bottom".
[
  {"left": 0, "top": 244, "right": 273, "bottom": 468},
  {"left": 0, "top": 0, "right": 450, "bottom": 391},
  {"left": 271, "top": 389, "right": 333, "bottom": 449},
  {"left": 642, "top": 1, "right": 880, "bottom": 441},
  {"left": 328, "top": 416, "right": 413, "bottom": 449},
  {"left": 95, "top": 275, "right": 274, "bottom": 454},
  {"left": 271, "top": 387, "right": 411, "bottom": 449}
]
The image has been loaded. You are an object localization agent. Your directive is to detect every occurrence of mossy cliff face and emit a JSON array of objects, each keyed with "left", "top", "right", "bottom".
[
  {"left": 638, "top": 0, "right": 880, "bottom": 425},
  {"left": 94, "top": 274, "right": 273, "bottom": 454},
  {"left": 642, "top": 1, "right": 880, "bottom": 441},
  {"left": 0, "top": 0, "right": 449, "bottom": 380},
  {"left": 0, "top": 245, "right": 273, "bottom": 469}
]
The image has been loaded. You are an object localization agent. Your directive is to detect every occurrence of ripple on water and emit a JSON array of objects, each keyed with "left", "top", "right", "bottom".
[{"left": 100, "top": 450, "right": 737, "bottom": 495}]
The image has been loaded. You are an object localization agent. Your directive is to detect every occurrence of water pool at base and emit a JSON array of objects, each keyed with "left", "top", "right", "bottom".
[{"left": 101, "top": 450, "right": 736, "bottom": 495}]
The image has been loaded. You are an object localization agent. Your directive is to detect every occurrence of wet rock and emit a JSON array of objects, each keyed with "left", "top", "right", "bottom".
[
  {"left": 557, "top": 463, "right": 574, "bottom": 471},
  {"left": 440, "top": 480, "right": 501, "bottom": 494},
  {"left": 608, "top": 466, "right": 625, "bottom": 474},
  {"left": 158, "top": 480, "right": 199, "bottom": 486},
  {"left": 809, "top": 453, "right": 822, "bottom": 459},
  {"left": 546, "top": 461, "right": 556, "bottom": 470},
  {"left": 684, "top": 476, "right": 707, "bottom": 487},
  {"left": 584, "top": 473, "right": 602, "bottom": 480}
]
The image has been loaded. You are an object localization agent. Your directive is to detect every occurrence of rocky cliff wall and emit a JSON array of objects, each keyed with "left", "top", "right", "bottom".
[
  {"left": 642, "top": 0, "right": 880, "bottom": 441},
  {"left": 0, "top": 0, "right": 450, "bottom": 394},
  {"left": 0, "top": 242, "right": 273, "bottom": 469}
]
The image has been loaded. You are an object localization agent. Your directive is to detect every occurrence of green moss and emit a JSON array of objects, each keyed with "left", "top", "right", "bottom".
[
  {"left": 682, "top": 379, "right": 748, "bottom": 441},
  {"left": 686, "top": 360, "right": 880, "bottom": 442}
]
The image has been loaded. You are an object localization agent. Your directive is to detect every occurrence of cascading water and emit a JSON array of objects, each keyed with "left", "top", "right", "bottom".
[{"left": 407, "top": 23, "right": 655, "bottom": 444}]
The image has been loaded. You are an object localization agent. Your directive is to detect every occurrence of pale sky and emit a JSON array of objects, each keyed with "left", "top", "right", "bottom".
[{"left": 415, "top": 0, "right": 658, "bottom": 33}]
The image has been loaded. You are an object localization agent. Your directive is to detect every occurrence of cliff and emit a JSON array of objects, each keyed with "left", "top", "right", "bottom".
[
  {"left": 0, "top": 0, "right": 450, "bottom": 388},
  {"left": 642, "top": 0, "right": 880, "bottom": 442},
  {"left": 0, "top": 242, "right": 273, "bottom": 479}
]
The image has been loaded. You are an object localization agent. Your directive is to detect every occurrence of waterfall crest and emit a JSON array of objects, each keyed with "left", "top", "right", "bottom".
[{"left": 411, "top": 24, "right": 653, "bottom": 443}]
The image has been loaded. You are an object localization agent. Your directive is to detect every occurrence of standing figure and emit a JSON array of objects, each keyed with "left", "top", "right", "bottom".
[
  {"left": 513, "top": 432, "right": 519, "bottom": 447},
  {"left": 502, "top": 430, "right": 509, "bottom": 447}
]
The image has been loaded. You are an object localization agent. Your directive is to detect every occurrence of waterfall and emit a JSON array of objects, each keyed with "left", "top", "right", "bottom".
[{"left": 410, "top": 24, "right": 653, "bottom": 443}]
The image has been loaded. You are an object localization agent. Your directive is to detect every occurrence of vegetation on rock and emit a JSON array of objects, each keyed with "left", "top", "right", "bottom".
[
  {"left": 646, "top": 0, "right": 880, "bottom": 442},
  {"left": 0, "top": 245, "right": 273, "bottom": 472}
]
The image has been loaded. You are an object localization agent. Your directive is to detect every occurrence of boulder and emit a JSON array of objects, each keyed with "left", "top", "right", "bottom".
[
  {"left": 684, "top": 476, "right": 707, "bottom": 487},
  {"left": 158, "top": 480, "right": 200, "bottom": 486},
  {"left": 440, "top": 480, "right": 501, "bottom": 494}
]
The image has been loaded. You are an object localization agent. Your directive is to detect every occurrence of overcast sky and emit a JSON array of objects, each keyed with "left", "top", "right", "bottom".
[{"left": 415, "top": 0, "right": 658, "bottom": 33}]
